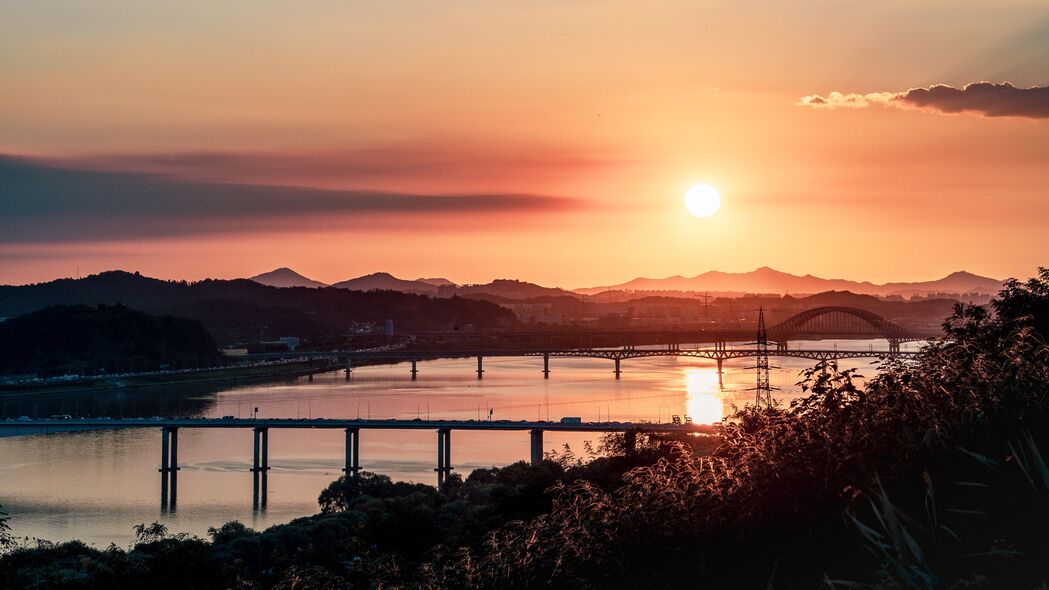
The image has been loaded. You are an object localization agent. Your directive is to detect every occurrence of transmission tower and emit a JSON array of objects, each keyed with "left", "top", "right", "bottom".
[
  {"left": 698, "top": 292, "right": 711, "bottom": 319},
  {"left": 754, "top": 306, "right": 774, "bottom": 408}
]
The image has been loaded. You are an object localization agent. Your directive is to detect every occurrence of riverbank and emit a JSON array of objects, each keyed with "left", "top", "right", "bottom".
[{"left": 0, "top": 360, "right": 332, "bottom": 400}]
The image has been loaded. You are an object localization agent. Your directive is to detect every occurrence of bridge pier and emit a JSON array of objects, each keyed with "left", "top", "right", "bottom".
[
  {"left": 476, "top": 355, "right": 484, "bottom": 380},
  {"left": 345, "top": 358, "right": 352, "bottom": 381},
  {"left": 159, "top": 426, "right": 179, "bottom": 511},
  {"left": 776, "top": 341, "right": 787, "bottom": 351},
  {"left": 252, "top": 427, "right": 270, "bottom": 510},
  {"left": 888, "top": 339, "right": 900, "bottom": 353},
  {"left": 411, "top": 358, "right": 418, "bottom": 380},
  {"left": 530, "top": 429, "right": 544, "bottom": 466},
  {"left": 343, "top": 427, "right": 360, "bottom": 476},
  {"left": 716, "top": 358, "right": 724, "bottom": 390},
  {"left": 614, "top": 358, "right": 621, "bottom": 379},
  {"left": 542, "top": 353, "right": 550, "bottom": 379},
  {"left": 435, "top": 429, "right": 452, "bottom": 491}
]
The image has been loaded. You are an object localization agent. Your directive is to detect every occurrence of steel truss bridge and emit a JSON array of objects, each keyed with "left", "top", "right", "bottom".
[
  {"left": 330, "top": 346, "right": 918, "bottom": 387},
  {"left": 404, "top": 306, "right": 930, "bottom": 350},
  {"left": 765, "top": 306, "right": 922, "bottom": 346},
  {"left": 252, "top": 307, "right": 926, "bottom": 385}
]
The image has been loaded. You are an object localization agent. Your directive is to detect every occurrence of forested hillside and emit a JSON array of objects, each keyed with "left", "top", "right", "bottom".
[
  {"left": 0, "top": 272, "right": 517, "bottom": 344},
  {"left": 0, "top": 304, "right": 218, "bottom": 375}
]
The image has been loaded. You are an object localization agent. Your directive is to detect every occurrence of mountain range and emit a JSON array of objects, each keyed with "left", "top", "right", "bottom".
[
  {"left": 574, "top": 267, "right": 1003, "bottom": 298},
  {"left": 330, "top": 272, "right": 441, "bottom": 295},
  {"left": 249, "top": 270, "right": 570, "bottom": 298},
  {"left": 249, "top": 268, "right": 328, "bottom": 288},
  {"left": 248, "top": 266, "right": 1004, "bottom": 299},
  {"left": 0, "top": 271, "right": 515, "bottom": 343}
]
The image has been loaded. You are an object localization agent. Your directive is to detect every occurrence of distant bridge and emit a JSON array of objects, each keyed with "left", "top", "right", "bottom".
[
  {"left": 320, "top": 307, "right": 925, "bottom": 386},
  {"left": 339, "top": 347, "right": 917, "bottom": 385},
  {"left": 262, "top": 345, "right": 919, "bottom": 389},
  {"left": 766, "top": 306, "right": 922, "bottom": 345},
  {"left": 406, "top": 306, "right": 930, "bottom": 349},
  {"left": 0, "top": 417, "right": 713, "bottom": 509}
]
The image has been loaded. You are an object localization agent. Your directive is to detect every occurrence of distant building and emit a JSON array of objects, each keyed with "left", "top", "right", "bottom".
[{"left": 260, "top": 336, "right": 300, "bottom": 351}]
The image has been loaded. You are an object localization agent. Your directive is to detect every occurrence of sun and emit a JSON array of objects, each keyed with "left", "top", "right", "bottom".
[{"left": 684, "top": 184, "right": 721, "bottom": 218}]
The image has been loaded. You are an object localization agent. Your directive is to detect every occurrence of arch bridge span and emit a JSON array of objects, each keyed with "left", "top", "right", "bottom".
[{"left": 767, "top": 306, "right": 921, "bottom": 351}]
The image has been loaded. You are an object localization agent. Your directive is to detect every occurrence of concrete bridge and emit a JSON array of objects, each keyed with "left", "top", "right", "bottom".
[{"left": 0, "top": 417, "right": 713, "bottom": 510}]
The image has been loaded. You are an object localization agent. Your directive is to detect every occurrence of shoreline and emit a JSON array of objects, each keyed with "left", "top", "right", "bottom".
[{"left": 0, "top": 360, "right": 332, "bottom": 400}]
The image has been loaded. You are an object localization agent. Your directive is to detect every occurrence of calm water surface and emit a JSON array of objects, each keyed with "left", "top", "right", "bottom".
[{"left": 0, "top": 339, "right": 919, "bottom": 546}]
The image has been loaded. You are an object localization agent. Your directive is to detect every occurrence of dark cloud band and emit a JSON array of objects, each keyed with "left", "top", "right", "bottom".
[
  {"left": 0, "top": 156, "right": 576, "bottom": 243},
  {"left": 799, "top": 82, "right": 1049, "bottom": 119}
]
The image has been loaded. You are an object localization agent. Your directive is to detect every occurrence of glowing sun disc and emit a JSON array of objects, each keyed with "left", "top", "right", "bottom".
[{"left": 684, "top": 184, "right": 721, "bottom": 218}]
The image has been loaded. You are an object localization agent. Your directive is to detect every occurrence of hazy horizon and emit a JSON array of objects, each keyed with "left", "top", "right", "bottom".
[
  {"left": 3, "top": 1, "right": 1048, "bottom": 286},
  {"left": 0, "top": 263, "right": 1009, "bottom": 293}
]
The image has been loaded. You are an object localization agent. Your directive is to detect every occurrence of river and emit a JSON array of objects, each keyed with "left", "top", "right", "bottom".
[{"left": 0, "top": 339, "right": 919, "bottom": 547}]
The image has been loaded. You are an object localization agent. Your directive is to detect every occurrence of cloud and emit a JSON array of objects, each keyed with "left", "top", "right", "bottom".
[
  {"left": 0, "top": 155, "right": 578, "bottom": 243},
  {"left": 37, "top": 143, "right": 626, "bottom": 192},
  {"left": 798, "top": 82, "right": 1049, "bottom": 119},
  {"left": 797, "top": 91, "right": 897, "bottom": 109}
]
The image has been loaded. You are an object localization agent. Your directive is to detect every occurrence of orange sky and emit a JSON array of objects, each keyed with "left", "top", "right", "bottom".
[{"left": 2, "top": 1, "right": 1048, "bottom": 287}]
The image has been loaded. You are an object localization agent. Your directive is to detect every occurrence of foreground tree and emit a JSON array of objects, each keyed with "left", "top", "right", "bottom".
[{"left": 0, "top": 504, "right": 13, "bottom": 552}]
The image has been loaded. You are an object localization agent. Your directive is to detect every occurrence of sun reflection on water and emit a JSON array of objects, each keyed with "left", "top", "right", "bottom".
[{"left": 684, "top": 368, "right": 725, "bottom": 424}]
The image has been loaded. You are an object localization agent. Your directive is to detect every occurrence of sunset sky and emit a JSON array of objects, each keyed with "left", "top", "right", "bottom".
[{"left": 2, "top": 1, "right": 1048, "bottom": 287}]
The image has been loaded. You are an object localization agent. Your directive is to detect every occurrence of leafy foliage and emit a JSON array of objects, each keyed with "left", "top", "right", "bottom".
[{"left": 0, "top": 504, "right": 12, "bottom": 552}]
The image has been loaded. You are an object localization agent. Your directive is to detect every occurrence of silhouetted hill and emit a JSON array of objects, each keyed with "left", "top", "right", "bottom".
[
  {"left": 249, "top": 267, "right": 327, "bottom": 288},
  {"left": 415, "top": 277, "right": 456, "bottom": 287},
  {"left": 0, "top": 304, "right": 218, "bottom": 375},
  {"left": 452, "top": 279, "right": 576, "bottom": 299},
  {"left": 331, "top": 272, "right": 438, "bottom": 295},
  {"left": 328, "top": 273, "right": 576, "bottom": 300},
  {"left": 878, "top": 270, "right": 1003, "bottom": 296},
  {"left": 575, "top": 266, "right": 1003, "bottom": 297},
  {"left": 0, "top": 271, "right": 516, "bottom": 344}
]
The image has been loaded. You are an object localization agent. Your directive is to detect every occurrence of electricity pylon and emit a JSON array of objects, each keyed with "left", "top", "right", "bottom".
[{"left": 754, "top": 306, "right": 775, "bottom": 408}]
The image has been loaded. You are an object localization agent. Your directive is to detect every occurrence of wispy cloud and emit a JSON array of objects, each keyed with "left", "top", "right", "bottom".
[
  {"left": 799, "top": 82, "right": 1049, "bottom": 119},
  {"left": 36, "top": 143, "right": 626, "bottom": 191},
  {"left": 0, "top": 155, "right": 578, "bottom": 243}
]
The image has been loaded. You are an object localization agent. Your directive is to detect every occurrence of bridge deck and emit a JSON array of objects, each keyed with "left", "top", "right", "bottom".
[
  {"left": 256, "top": 348, "right": 920, "bottom": 361},
  {"left": 0, "top": 417, "right": 716, "bottom": 438}
]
